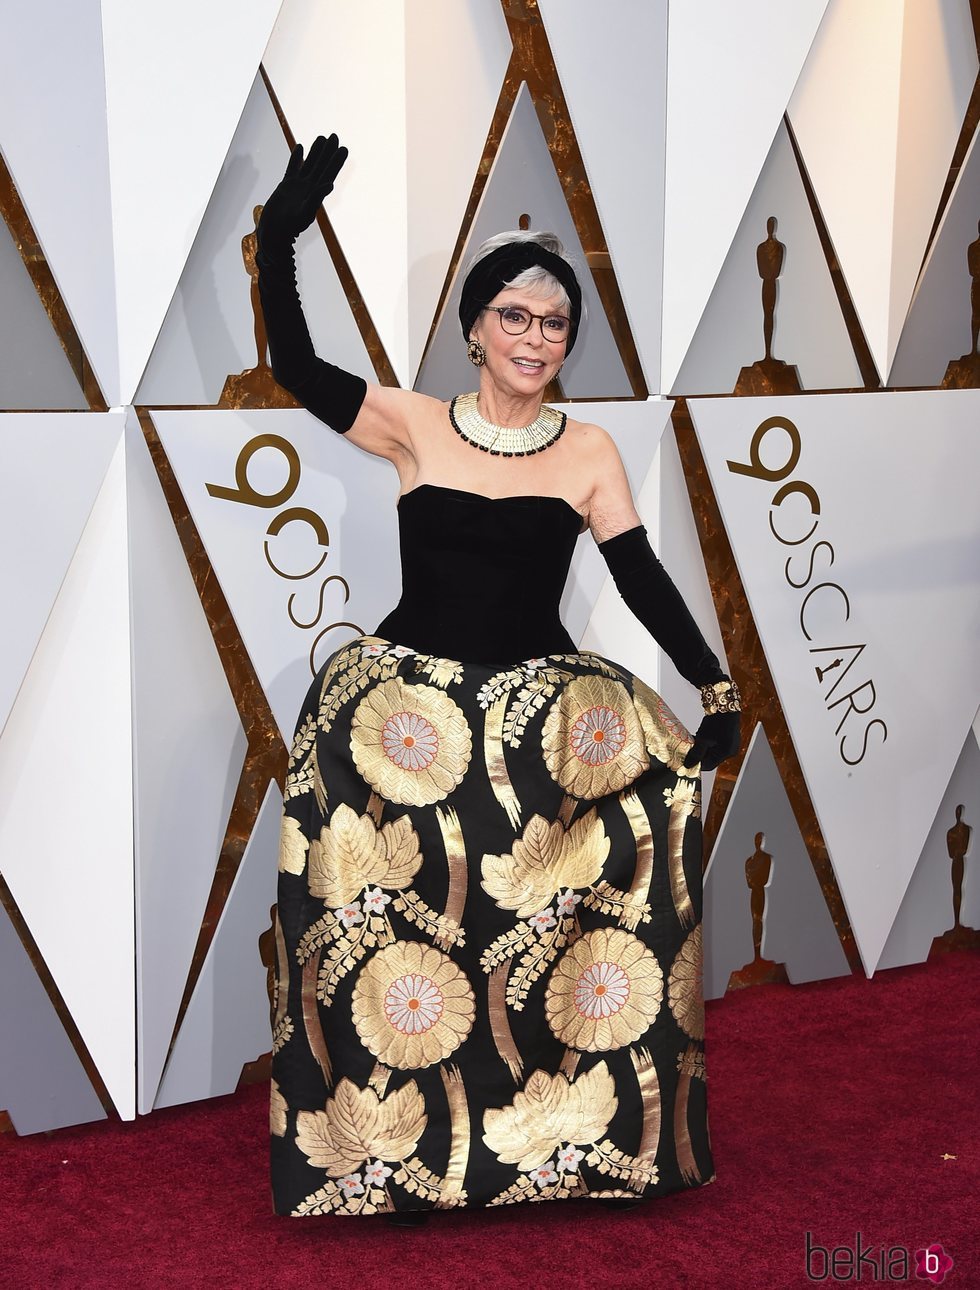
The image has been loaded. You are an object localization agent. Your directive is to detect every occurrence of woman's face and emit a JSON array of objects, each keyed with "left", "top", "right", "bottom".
[{"left": 471, "top": 288, "right": 568, "bottom": 402}]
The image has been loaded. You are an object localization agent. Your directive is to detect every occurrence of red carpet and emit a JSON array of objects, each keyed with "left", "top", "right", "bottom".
[{"left": 4, "top": 952, "right": 977, "bottom": 1290}]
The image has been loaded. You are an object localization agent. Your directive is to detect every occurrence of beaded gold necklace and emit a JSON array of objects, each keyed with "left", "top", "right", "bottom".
[{"left": 449, "top": 392, "right": 567, "bottom": 457}]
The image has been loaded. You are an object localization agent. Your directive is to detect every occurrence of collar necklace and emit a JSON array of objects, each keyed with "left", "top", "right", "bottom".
[{"left": 449, "top": 392, "right": 567, "bottom": 457}]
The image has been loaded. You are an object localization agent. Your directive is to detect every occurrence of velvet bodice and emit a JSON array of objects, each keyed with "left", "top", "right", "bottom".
[{"left": 375, "top": 484, "right": 583, "bottom": 664}]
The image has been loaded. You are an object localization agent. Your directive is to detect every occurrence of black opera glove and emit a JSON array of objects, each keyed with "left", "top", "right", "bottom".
[
  {"left": 255, "top": 135, "right": 366, "bottom": 433},
  {"left": 684, "top": 710, "right": 740, "bottom": 773},
  {"left": 258, "top": 134, "right": 349, "bottom": 244},
  {"left": 597, "top": 524, "right": 740, "bottom": 772}
]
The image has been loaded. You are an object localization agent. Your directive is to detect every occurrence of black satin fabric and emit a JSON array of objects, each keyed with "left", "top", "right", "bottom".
[{"left": 376, "top": 485, "right": 581, "bottom": 663}]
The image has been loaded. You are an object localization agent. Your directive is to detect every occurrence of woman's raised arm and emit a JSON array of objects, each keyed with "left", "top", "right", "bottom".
[{"left": 256, "top": 134, "right": 429, "bottom": 463}]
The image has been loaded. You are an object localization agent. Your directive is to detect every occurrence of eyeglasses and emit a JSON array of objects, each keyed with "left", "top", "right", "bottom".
[{"left": 484, "top": 305, "right": 570, "bottom": 342}]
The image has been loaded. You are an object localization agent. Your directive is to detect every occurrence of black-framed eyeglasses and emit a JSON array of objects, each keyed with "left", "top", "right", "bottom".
[{"left": 484, "top": 304, "right": 570, "bottom": 342}]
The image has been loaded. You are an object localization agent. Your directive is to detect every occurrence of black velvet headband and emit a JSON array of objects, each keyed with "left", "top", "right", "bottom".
[{"left": 459, "top": 241, "right": 583, "bottom": 354}]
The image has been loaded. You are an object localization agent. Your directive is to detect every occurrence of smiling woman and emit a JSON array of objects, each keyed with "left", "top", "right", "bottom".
[{"left": 256, "top": 133, "right": 740, "bottom": 1225}]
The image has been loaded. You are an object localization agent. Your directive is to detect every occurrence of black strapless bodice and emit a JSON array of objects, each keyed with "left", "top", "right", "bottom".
[{"left": 375, "top": 484, "right": 583, "bottom": 663}]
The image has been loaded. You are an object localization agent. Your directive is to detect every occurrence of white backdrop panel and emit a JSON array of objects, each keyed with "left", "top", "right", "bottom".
[
  {"left": 136, "top": 72, "right": 373, "bottom": 406},
  {"left": 263, "top": 0, "right": 410, "bottom": 383},
  {"left": 539, "top": 0, "right": 667, "bottom": 391},
  {"left": 0, "top": 413, "right": 121, "bottom": 737},
  {"left": 128, "top": 415, "right": 248, "bottom": 1113},
  {"left": 100, "top": 0, "right": 284, "bottom": 403},
  {"left": 691, "top": 391, "right": 980, "bottom": 973},
  {"left": 877, "top": 726, "right": 980, "bottom": 970},
  {"left": 415, "top": 84, "right": 631, "bottom": 401},
  {"left": 789, "top": 0, "right": 977, "bottom": 382},
  {"left": 153, "top": 409, "right": 401, "bottom": 745},
  {"left": 404, "top": 1, "right": 512, "bottom": 382},
  {"left": 704, "top": 723, "right": 850, "bottom": 998},
  {"left": 0, "top": 900, "right": 107, "bottom": 1135},
  {"left": 672, "top": 121, "right": 862, "bottom": 395},
  {"left": 0, "top": 218, "right": 87, "bottom": 410},
  {"left": 661, "top": 0, "right": 829, "bottom": 392},
  {"left": 0, "top": 436, "right": 134, "bottom": 1118},
  {"left": 890, "top": 124, "right": 980, "bottom": 388},
  {"left": 155, "top": 780, "right": 281, "bottom": 1110},
  {"left": 0, "top": 0, "right": 117, "bottom": 402}
]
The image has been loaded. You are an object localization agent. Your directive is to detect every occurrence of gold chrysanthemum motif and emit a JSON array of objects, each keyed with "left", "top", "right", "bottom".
[
  {"left": 632, "top": 678, "right": 693, "bottom": 771},
  {"left": 668, "top": 924, "right": 704, "bottom": 1040},
  {"left": 541, "top": 675, "right": 648, "bottom": 799},
  {"left": 350, "top": 678, "right": 472, "bottom": 806},
  {"left": 278, "top": 815, "right": 309, "bottom": 875},
  {"left": 483, "top": 1062, "right": 617, "bottom": 1171},
  {"left": 545, "top": 927, "right": 663, "bottom": 1052},
  {"left": 295, "top": 1077, "right": 426, "bottom": 1176},
  {"left": 352, "top": 941, "right": 475, "bottom": 1069}
]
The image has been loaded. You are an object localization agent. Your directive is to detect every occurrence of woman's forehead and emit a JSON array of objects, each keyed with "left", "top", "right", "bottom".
[{"left": 488, "top": 287, "right": 568, "bottom": 315}]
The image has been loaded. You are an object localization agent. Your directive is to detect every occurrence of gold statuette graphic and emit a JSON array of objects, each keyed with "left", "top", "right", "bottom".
[
  {"left": 734, "top": 216, "right": 802, "bottom": 396},
  {"left": 930, "top": 804, "right": 980, "bottom": 956},
  {"left": 942, "top": 220, "right": 980, "bottom": 388},
  {"left": 727, "top": 832, "right": 790, "bottom": 990},
  {"left": 219, "top": 204, "right": 301, "bottom": 409}
]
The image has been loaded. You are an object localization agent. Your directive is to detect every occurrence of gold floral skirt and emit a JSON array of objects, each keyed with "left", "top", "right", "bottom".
[{"left": 271, "top": 636, "right": 713, "bottom": 1216}]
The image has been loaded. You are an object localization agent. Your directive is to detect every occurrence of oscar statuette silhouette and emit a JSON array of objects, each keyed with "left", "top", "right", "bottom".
[
  {"left": 727, "top": 832, "right": 790, "bottom": 989},
  {"left": 734, "top": 216, "right": 802, "bottom": 395}
]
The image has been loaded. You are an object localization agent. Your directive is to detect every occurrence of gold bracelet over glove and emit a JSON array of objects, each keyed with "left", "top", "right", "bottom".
[{"left": 700, "top": 679, "right": 742, "bottom": 715}]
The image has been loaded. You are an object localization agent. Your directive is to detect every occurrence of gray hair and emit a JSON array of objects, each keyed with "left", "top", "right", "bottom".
[{"left": 467, "top": 230, "right": 581, "bottom": 316}]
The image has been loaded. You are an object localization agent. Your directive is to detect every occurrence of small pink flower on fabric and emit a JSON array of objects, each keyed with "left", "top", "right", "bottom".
[
  {"left": 339, "top": 1173, "right": 364, "bottom": 1197},
  {"left": 336, "top": 902, "right": 364, "bottom": 929},
  {"left": 363, "top": 887, "right": 392, "bottom": 915},
  {"left": 555, "top": 889, "right": 582, "bottom": 918},
  {"left": 528, "top": 908, "right": 557, "bottom": 933},
  {"left": 364, "top": 1160, "right": 393, "bottom": 1187},
  {"left": 390, "top": 645, "right": 416, "bottom": 658},
  {"left": 361, "top": 643, "right": 387, "bottom": 658},
  {"left": 556, "top": 1145, "right": 585, "bottom": 1172},
  {"left": 527, "top": 1162, "right": 559, "bottom": 1188}
]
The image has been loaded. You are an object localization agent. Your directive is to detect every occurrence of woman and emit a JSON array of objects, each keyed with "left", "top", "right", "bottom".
[{"left": 260, "top": 135, "right": 740, "bottom": 1222}]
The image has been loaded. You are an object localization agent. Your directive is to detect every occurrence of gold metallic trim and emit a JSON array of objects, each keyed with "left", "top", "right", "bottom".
[
  {"left": 0, "top": 154, "right": 107, "bottom": 411},
  {"left": 628, "top": 1045, "right": 662, "bottom": 1181},
  {"left": 667, "top": 795, "right": 695, "bottom": 931},
  {"left": 0, "top": 876, "right": 116, "bottom": 1117},
  {"left": 673, "top": 1068, "right": 701, "bottom": 1187},
  {"left": 670, "top": 400, "right": 862, "bottom": 975},
  {"left": 488, "top": 963, "right": 523, "bottom": 1081},
  {"left": 620, "top": 789, "right": 655, "bottom": 912},
  {"left": 435, "top": 806, "right": 468, "bottom": 948},
  {"left": 437, "top": 1064, "right": 470, "bottom": 1207},
  {"left": 301, "top": 951, "right": 332, "bottom": 1086},
  {"left": 484, "top": 697, "right": 522, "bottom": 829}
]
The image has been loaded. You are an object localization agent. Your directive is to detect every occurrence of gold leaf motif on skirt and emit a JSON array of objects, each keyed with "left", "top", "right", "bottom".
[
  {"left": 307, "top": 803, "right": 422, "bottom": 908},
  {"left": 481, "top": 809, "right": 609, "bottom": 918},
  {"left": 668, "top": 924, "right": 705, "bottom": 1040},
  {"left": 632, "top": 678, "right": 693, "bottom": 771},
  {"left": 279, "top": 815, "right": 310, "bottom": 876},
  {"left": 482, "top": 1061, "right": 617, "bottom": 1171},
  {"left": 270, "top": 1079, "right": 288, "bottom": 1137},
  {"left": 295, "top": 1076, "right": 426, "bottom": 1176},
  {"left": 541, "top": 675, "right": 649, "bottom": 799}
]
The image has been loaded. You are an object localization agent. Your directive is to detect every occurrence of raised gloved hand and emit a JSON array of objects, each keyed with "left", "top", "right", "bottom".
[
  {"left": 683, "top": 710, "right": 740, "bottom": 772},
  {"left": 258, "top": 133, "right": 348, "bottom": 249}
]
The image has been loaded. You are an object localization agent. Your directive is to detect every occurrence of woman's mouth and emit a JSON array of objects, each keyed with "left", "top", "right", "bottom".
[{"left": 511, "top": 358, "right": 544, "bottom": 372}]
